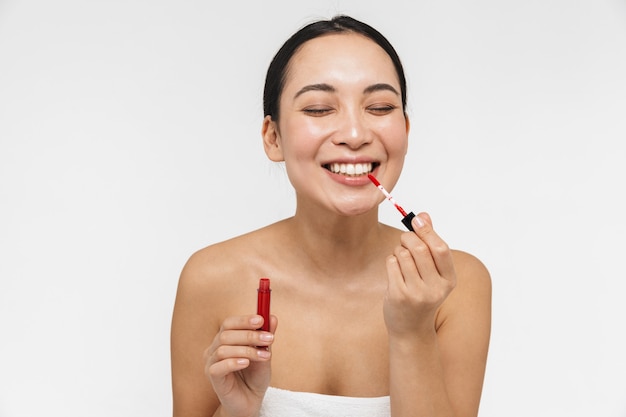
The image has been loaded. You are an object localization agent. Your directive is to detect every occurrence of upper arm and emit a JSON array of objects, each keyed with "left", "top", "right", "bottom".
[
  {"left": 436, "top": 250, "right": 492, "bottom": 417},
  {"left": 171, "top": 251, "right": 221, "bottom": 417}
]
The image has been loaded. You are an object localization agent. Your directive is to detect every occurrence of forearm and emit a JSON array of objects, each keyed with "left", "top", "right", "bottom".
[{"left": 388, "top": 331, "right": 455, "bottom": 417}]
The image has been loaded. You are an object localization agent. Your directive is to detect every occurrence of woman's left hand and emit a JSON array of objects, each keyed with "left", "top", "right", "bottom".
[{"left": 383, "top": 212, "right": 457, "bottom": 337}]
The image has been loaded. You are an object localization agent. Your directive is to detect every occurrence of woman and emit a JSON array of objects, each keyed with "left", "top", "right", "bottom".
[{"left": 171, "top": 15, "right": 491, "bottom": 417}]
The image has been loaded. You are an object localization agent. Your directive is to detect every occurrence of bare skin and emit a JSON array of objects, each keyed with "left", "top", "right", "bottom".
[{"left": 171, "top": 32, "right": 491, "bottom": 417}]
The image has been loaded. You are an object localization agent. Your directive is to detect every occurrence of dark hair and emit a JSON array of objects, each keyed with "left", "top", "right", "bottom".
[{"left": 263, "top": 15, "right": 407, "bottom": 121}]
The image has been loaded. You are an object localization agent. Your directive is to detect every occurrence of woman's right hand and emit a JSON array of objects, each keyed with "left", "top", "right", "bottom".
[{"left": 203, "top": 314, "right": 278, "bottom": 417}]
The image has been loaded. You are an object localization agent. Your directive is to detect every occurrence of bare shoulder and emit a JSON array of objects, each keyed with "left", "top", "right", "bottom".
[
  {"left": 450, "top": 249, "right": 492, "bottom": 295},
  {"left": 179, "top": 234, "right": 248, "bottom": 290},
  {"left": 176, "top": 236, "right": 245, "bottom": 303},
  {"left": 175, "top": 222, "right": 283, "bottom": 310},
  {"left": 436, "top": 249, "right": 491, "bottom": 329}
]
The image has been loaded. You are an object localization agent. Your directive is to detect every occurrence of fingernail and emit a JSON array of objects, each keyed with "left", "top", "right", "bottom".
[
  {"left": 412, "top": 215, "right": 425, "bottom": 229},
  {"left": 259, "top": 333, "right": 274, "bottom": 342},
  {"left": 250, "top": 316, "right": 262, "bottom": 326},
  {"left": 257, "top": 349, "right": 271, "bottom": 359}
]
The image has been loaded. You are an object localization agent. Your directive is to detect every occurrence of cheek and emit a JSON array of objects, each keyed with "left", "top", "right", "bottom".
[
  {"left": 381, "top": 118, "right": 409, "bottom": 156},
  {"left": 279, "top": 118, "right": 330, "bottom": 158}
]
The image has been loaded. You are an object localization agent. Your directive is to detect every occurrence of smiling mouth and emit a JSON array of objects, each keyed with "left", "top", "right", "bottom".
[{"left": 323, "top": 162, "right": 379, "bottom": 177}]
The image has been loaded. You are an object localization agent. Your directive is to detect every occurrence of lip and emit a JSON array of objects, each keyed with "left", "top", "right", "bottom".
[
  {"left": 321, "top": 159, "right": 381, "bottom": 186},
  {"left": 321, "top": 156, "right": 378, "bottom": 165}
]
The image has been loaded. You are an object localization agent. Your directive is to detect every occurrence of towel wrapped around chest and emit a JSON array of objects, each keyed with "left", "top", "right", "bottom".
[{"left": 259, "top": 386, "right": 391, "bottom": 417}]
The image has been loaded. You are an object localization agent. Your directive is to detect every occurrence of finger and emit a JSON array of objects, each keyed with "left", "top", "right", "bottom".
[
  {"left": 410, "top": 212, "right": 456, "bottom": 281},
  {"left": 220, "top": 314, "right": 267, "bottom": 331},
  {"left": 212, "top": 344, "right": 272, "bottom": 364},
  {"left": 206, "top": 356, "right": 250, "bottom": 383},
  {"left": 419, "top": 211, "right": 433, "bottom": 227},
  {"left": 399, "top": 232, "right": 439, "bottom": 286},
  {"left": 385, "top": 255, "right": 408, "bottom": 296},
  {"left": 268, "top": 314, "right": 279, "bottom": 334},
  {"left": 218, "top": 329, "right": 275, "bottom": 349},
  {"left": 393, "top": 244, "right": 424, "bottom": 291}
]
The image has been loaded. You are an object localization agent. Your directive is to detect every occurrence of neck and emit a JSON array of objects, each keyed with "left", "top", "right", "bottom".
[{"left": 286, "top": 205, "right": 385, "bottom": 277}]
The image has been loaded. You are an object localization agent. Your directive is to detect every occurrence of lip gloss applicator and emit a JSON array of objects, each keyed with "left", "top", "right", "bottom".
[{"left": 367, "top": 174, "right": 416, "bottom": 231}]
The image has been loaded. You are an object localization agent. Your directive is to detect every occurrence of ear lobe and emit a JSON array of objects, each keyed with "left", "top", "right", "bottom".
[{"left": 262, "top": 116, "right": 284, "bottom": 162}]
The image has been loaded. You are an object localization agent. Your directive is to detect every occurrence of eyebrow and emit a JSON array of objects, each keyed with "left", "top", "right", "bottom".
[
  {"left": 293, "top": 82, "right": 400, "bottom": 99},
  {"left": 294, "top": 83, "right": 336, "bottom": 99},
  {"left": 363, "top": 83, "right": 400, "bottom": 96}
]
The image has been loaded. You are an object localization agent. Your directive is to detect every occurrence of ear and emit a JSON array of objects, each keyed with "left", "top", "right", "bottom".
[
  {"left": 262, "top": 115, "right": 284, "bottom": 162},
  {"left": 404, "top": 112, "right": 411, "bottom": 135},
  {"left": 404, "top": 113, "right": 411, "bottom": 154}
]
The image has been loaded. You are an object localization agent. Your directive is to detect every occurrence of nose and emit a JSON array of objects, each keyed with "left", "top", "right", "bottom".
[{"left": 332, "top": 110, "right": 372, "bottom": 149}]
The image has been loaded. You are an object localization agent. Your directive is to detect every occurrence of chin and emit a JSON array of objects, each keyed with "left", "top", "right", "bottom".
[{"left": 333, "top": 202, "right": 375, "bottom": 218}]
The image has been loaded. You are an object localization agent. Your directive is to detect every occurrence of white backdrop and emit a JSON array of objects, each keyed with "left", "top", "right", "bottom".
[{"left": 1, "top": 1, "right": 625, "bottom": 416}]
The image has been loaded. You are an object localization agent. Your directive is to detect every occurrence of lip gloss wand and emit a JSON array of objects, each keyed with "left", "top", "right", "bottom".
[{"left": 367, "top": 174, "right": 416, "bottom": 231}]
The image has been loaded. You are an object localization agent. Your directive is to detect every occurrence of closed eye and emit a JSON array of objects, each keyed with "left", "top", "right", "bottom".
[
  {"left": 367, "top": 105, "right": 397, "bottom": 115},
  {"left": 302, "top": 107, "right": 334, "bottom": 116}
]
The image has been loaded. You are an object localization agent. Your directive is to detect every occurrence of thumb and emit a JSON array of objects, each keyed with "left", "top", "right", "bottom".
[{"left": 418, "top": 212, "right": 433, "bottom": 227}]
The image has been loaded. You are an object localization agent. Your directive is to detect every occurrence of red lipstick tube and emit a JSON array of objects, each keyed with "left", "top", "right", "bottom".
[{"left": 257, "top": 278, "right": 271, "bottom": 332}]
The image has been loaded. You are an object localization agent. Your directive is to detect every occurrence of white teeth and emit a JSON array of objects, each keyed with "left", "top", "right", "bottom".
[{"left": 329, "top": 162, "right": 373, "bottom": 176}]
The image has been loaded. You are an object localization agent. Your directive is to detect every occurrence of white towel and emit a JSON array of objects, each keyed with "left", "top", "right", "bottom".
[{"left": 259, "top": 386, "right": 390, "bottom": 417}]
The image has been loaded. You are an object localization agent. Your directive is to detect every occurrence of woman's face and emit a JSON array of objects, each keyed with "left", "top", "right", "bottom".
[{"left": 263, "top": 33, "right": 409, "bottom": 217}]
